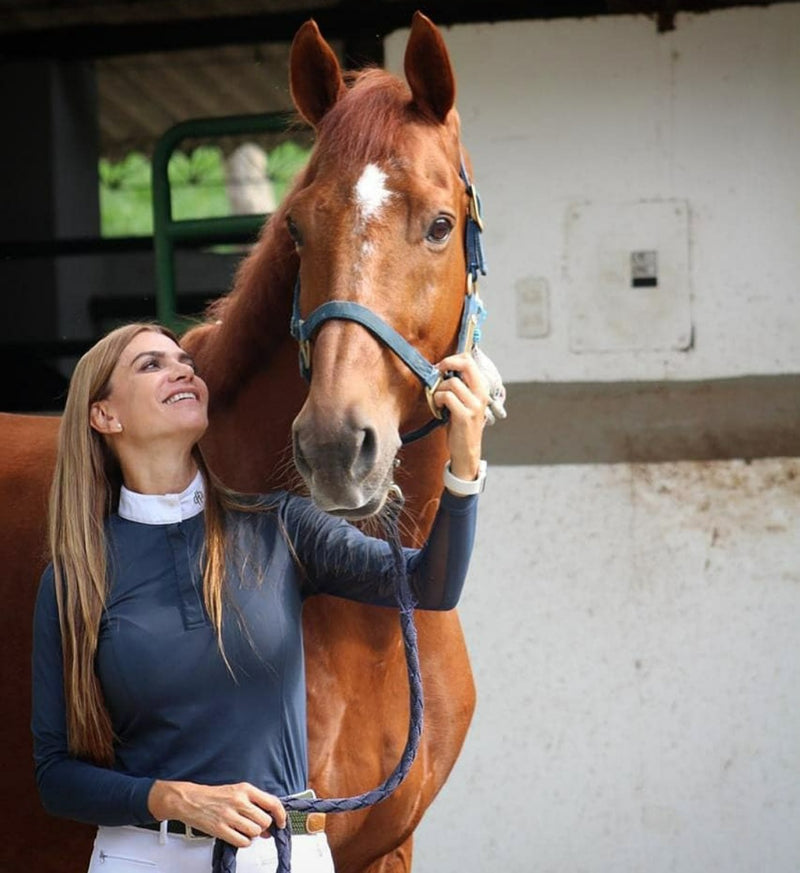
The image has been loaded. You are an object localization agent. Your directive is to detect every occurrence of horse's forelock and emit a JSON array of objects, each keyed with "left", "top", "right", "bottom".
[{"left": 314, "top": 69, "right": 420, "bottom": 167}]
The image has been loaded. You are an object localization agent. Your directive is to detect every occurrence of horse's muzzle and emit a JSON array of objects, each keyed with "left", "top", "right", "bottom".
[{"left": 292, "top": 410, "right": 399, "bottom": 517}]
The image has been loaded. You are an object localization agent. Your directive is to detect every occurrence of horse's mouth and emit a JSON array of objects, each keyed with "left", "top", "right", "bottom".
[
  {"left": 311, "top": 473, "right": 398, "bottom": 521},
  {"left": 326, "top": 502, "right": 382, "bottom": 521}
]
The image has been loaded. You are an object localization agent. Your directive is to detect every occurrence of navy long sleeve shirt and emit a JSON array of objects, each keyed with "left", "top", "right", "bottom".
[{"left": 31, "top": 477, "right": 477, "bottom": 828}]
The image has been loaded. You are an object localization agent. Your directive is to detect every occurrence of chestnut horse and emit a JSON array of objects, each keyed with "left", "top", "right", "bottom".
[{"left": 0, "top": 13, "right": 479, "bottom": 873}]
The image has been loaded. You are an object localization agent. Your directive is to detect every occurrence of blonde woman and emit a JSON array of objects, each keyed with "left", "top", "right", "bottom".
[{"left": 32, "top": 323, "right": 488, "bottom": 873}]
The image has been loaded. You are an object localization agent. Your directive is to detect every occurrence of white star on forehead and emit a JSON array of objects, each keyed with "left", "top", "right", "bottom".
[{"left": 354, "top": 163, "right": 392, "bottom": 225}]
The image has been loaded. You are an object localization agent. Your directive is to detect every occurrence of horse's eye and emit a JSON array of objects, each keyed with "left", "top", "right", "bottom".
[
  {"left": 426, "top": 216, "right": 453, "bottom": 244},
  {"left": 286, "top": 216, "right": 303, "bottom": 247}
]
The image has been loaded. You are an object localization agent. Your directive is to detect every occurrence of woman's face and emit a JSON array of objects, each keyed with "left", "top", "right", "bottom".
[{"left": 90, "top": 330, "right": 209, "bottom": 447}]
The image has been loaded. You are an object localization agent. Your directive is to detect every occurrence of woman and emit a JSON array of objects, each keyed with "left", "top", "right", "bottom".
[{"left": 32, "top": 323, "right": 488, "bottom": 873}]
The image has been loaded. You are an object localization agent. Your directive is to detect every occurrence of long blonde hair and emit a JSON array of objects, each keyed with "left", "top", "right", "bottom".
[{"left": 49, "top": 323, "right": 235, "bottom": 765}]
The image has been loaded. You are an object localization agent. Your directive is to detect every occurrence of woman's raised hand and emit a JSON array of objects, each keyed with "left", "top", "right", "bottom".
[
  {"left": 148, "top": 780, "right": 287, "bottom": 847},
  {"left": 432, "top": 352, "right": 490, "bottom": 482}
]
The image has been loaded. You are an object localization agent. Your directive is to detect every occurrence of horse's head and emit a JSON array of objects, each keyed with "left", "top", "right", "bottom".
[{"left": 286, "top": 12, "right": 482, "bottom": 518}]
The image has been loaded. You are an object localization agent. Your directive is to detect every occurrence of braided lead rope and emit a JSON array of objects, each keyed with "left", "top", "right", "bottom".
[{"left": 213, "top": 493, "right": 424, "bottom": 873}]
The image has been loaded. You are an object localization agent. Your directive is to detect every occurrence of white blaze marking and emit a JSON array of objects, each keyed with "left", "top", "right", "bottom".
[{"left": 354, "top": 163, "right": 391, "bottom": 225}]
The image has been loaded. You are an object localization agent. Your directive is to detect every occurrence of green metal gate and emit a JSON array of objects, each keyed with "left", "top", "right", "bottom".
[{"left": 151, "top": 111, "right": 294, "bottom": 331}]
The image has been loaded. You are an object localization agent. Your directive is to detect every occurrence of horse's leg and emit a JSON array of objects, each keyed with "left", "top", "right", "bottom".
[
  {"left": 318, "top": 465, "right": 474, "bottom": 873},
  {"left": 330, "top": 824, "right": 413, "bottom": 873},
  {"left": 361, "top": 837, "right": 414, "bottom": 873},
  {"left": 312, "top": 605, "right": 474, "bottom": 873}
]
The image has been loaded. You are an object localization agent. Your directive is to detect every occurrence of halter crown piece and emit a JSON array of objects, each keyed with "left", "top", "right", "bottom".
[{"left": 290, "top": 157, "right": 488, "bottom": 445}]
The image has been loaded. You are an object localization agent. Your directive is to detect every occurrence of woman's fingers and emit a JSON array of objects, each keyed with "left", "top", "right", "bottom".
[
  {"left": 150, "top": 780, "right": 286, "bottom": 847},
  {"left": 434, "top": 355, "right": 489, "bottom": 415},
  {"left": 435, "top": 376, "right": 485, "bottom": 416},
  {"left": 221, "top": 784, "right": 287, "bottom": 842},
  {"left": 248, "top": 785, "right": 287, "bottom": 832},
  {"left": 219, "top": 820, "right": 262, "bottom": 849},
  {"left": 213, "top": 805, "right": 271, "bottom": 848},
  {"left": 435, "top": 353, "right": 490, "bottom": 400}
]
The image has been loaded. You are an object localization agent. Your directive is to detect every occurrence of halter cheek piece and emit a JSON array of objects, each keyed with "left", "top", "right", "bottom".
[{"left": 289, "top": 158, "right": 488, "bottom": 446}]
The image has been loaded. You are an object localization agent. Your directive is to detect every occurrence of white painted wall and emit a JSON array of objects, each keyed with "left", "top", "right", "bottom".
[
  {"left": 389, "top": 6, "right": 800, "bottom": 384},
  {"left": 421, "top": 461, "right": 800, "bottom": 873},
  {"left": 384, "top": 7, "right": 800, "bottom": 872}
]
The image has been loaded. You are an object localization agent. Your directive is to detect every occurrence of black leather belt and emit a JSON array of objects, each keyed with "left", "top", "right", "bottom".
[
  {"left": 137, "top": 810, "right": 325, "bottom": 839},
  {"left": 137, "top": 821, "right": 213, "bottom": 839}
]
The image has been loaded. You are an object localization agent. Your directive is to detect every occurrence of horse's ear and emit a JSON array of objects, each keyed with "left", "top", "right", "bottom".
[
  {"left": 290, "top": 19, "right": 346, "bottom": 127},
  {"left": 404, "top": 11, "right": 456, "bottom": 123}
]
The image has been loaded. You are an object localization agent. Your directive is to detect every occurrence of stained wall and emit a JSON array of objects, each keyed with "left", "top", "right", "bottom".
[{"left": 386, "top": 7, "right": 800, "bottom": 871}]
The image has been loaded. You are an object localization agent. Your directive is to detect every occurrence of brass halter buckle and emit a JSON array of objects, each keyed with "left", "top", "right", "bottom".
[
  {"left": 425, "top": 374, "right": 445, "bottom": 420},
  {"left": 298, "top": 337, "right": 311, "bottom": 373},
  {"left": 466, "top": 183, "right": 485, "bottom": 233}
]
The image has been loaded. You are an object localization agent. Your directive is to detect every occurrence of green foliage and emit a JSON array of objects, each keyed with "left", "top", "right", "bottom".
[
  {"left": 99, "top": 152, "right": 154, "bottom": 236},
  {"left": 168, "top": 146, "right": 229, "bottom": 223},
  {"left": 99, "top": 142, "right": 310, "bottom": 238},
  {"left": 266, "top": 140, "right": 312, "bottom": 203}
]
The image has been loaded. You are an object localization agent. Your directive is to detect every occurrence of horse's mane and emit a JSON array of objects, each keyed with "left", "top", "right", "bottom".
[
  {"left": 190, "top": 67, "right": 435, "bottom": 408},
  {"left": 188, "top": 154, "right": 301, "bottom": 407}
]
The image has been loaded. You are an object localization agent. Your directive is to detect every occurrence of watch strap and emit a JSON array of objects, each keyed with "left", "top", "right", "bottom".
[{"left": 443, "top": 459, "right": 487, "bottom": 496}]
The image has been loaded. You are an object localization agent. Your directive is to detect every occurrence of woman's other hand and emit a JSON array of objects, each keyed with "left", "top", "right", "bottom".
[{"left": 148, "top": 780, "right": 287, "bottom": 847}]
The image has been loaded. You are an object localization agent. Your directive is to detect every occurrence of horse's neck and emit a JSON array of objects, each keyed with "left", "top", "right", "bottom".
[
  {"left": 199, "top": 339, "right": 307, "bottom": 494},
  {"left": 393, "top": 433, "right": 452, "bottom": 546},
  {"left": 188, "top": 222, "right": 298, "bottom": 407}
]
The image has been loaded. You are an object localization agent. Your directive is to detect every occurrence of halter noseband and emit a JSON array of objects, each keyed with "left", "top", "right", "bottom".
[{"left": 290, "top": 158, "right": 487, "bottom": 445}]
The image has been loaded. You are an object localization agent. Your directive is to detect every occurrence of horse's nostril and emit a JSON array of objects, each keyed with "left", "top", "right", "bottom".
[
  {"left": 293, "top": 412, "right": 382, "bottom": 502},
  {"left": 292, "top": 430, "right": 311, "bottom": 479},
  {"left": 352, "top": 426, "right": 378, "bottom": 479}
]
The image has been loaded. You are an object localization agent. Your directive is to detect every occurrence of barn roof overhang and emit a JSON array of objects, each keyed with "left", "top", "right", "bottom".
[
  {"left": 1, "top": 0, "right": 794, "bottom": 158},
  {"left": 0, "top": 0, "right": 793, "bottom": 60}
]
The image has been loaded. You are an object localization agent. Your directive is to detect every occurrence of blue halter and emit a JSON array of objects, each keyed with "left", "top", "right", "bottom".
[{"left": 289, "top": 158, "right": 487, "bottom": 445}]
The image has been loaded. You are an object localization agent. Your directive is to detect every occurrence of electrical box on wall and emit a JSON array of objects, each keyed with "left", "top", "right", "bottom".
[{"left": 564, "top": 200, "right": 692, "bottom": 353}]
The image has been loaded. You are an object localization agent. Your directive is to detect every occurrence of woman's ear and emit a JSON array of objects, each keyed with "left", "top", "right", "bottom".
[{"left": 90, "top": 402, "right": 121, "bottom": 434}]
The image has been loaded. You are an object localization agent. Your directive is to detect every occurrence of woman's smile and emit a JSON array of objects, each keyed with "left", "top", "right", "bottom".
[{"left": 163, "top": 390, "right": 201, "bottom": 405}]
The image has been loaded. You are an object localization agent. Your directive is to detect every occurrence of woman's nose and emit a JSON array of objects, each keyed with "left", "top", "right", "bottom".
[{"left": 170, "top": 360, "right": 194, "bottom": 379}]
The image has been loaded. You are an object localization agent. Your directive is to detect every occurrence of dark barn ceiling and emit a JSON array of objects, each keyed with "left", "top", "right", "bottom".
[
  {"left": 0, "top": 0, "right": 790, "bottom": 49},
  {"left": 0, "top": 0, "right": 793, "bottom": 157}
]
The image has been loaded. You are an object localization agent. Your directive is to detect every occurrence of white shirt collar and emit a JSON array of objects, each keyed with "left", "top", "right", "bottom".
[{"left": 118, "top": 469, "right": 206, "bottom": 525}]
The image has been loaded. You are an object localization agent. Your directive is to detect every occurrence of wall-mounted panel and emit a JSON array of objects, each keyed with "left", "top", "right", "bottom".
[{"left": 565, "top": 199, "right": 692, "bottom": 353}]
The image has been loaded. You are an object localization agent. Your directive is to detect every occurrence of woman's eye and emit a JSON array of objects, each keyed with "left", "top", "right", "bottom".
[
  {"left": 286, "top": 216, "right": 303, "bottom": 246},
  {"left": 426, "top": 216, "right": 453, "bottom": 244}
]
